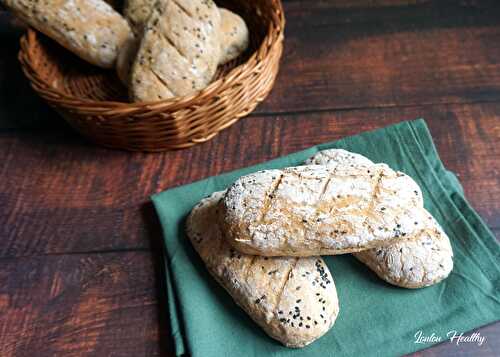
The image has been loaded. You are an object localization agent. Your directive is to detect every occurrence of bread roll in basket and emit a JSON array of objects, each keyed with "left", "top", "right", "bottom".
[{"left": 17, "top": 0, "right": 284, "bottom": 151}]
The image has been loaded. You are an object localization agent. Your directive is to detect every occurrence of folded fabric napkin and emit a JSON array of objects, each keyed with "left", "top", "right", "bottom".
[{"left": 152, "top": 119, "right": 500, "bottom": 357}]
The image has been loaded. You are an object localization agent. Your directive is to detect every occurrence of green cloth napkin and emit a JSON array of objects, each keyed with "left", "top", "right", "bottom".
[{"left": 152, "top": 119, "right": 500, "bottom": 357}]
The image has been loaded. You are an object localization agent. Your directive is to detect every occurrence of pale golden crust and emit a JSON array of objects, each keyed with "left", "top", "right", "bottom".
[
  {"left": 220, "top": 164, "right": 426, "bottom": 256},
  {"left": 123, "top": 0, "right": 154, "bottom": 35},
  {"left": 307, "top": 149, "right": 453, "bottom": 288},
  {"left": 129, "top": 0, "right": 221, "bottom": 101},
  {"left": 218, "top": 8, "right": 249, "bottom": 64},
  {"left": 118, "top": 4, "right": 249, "bottom": 87},
  {"left": 186, "top": 191, "right": 339, "bottom": 348},
  {"left": 4, "top": 0, "right": 133, "bottom": 68}
]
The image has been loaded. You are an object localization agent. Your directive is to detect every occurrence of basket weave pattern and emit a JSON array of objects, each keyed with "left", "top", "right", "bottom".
[{"left": 17, "top": 0, "right": 284, "bottom": 151}]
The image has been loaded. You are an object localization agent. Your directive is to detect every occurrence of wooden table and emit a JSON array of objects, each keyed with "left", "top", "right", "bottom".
[{"left": 1, "top": 1, "right": 499, "bottom": 356}]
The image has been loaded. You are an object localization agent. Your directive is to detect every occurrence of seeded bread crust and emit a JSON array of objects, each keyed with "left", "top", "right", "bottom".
[
  {"left": 123, "top": 0, "right": 153, "bottom": 35},
  {"left": 118, "top": 3, "right": 248, "bottom": 86},
  {"left": 218, "top": 8, "right": 249, "bottom": 64},
  {"left": 129, "top": 0, "right": 221, "bottom": 101},
  {"left": 3, "top": 0, "right": 133, "bottom": 68},
  {"left": 306, "top": 149, "right": 453, "bottom": 288},
  {"left": 186, "top": 191, "right": 339, "bottom": 348},
  {"left": 220, "top": 161, "right": 429, "bottom": 256}
]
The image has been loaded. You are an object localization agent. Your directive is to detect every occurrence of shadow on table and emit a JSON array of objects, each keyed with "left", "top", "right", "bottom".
[
  {"left": 0, "top": 13, "right": 63, "bottom": 130},
  {"left": 141, "top": 201, "right": 177, "bottom": 357}
]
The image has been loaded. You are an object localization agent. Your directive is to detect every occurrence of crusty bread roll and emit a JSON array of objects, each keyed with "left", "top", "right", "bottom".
[
  {"left": 219, "top": 162, "right": 432, "bottom": 256},
  {"left": 306, "top": 149, "right": 453, "bottom": 288},
  {"left": 118, "top": 3, "right": 248, "bottom": 86},
  {"left": 218, "top": 8, "right": 249, "bottom": 64},
  {"left": 3, "top": 0, "right": 133, "bottom": 68},
  {"left": 129, "top": 0, "right": 221, "bottom": 101},
  {"left": 186, "top": 191, "right": 339, "bottom": 348}
]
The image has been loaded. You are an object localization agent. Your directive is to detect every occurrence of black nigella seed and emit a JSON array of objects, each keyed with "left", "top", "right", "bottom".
[
  {"left": 399, "top": 248, "right": 403, "bottom": 253},
  {"left": 299, "top": 322, "right": 303, "bottom": 327},
  {"left": 439, "top": 264, "right": 444, "bottom": 268},
  {"left": 296, "top": 286, "right": 301, "bottom": 290},
  {"left": 322, "top": 306, "right": 325, "bottom": 311},
  {"left": 396, "top": 224, "right": 401, "bottom": 228},
  {"left": 278, "top": 310, "right": 283, "bottom": 314},
  {"left": 381, "top": 207, "right": 386, "bottom": 211},
  {"left": 410, "top": 268, "right": 413, "bottom": 271},
  {"left": 296, "top": 299, "right": 301, "bottom": 303},
  {"left": 291, "top": 322, "right": 294, "bottom": 327},
  {"left": 320, "top": 314, "right": 324, "bottom": 318},
  {"left": 414, "top": 221, "right": 418, "bottom": 225},
  {"left": 307, "top": 316, "right": 311, "bottom": 320},
  {"left": 300, "top": 317, "right": 303, "bottom": 321},
  {"left": 255, "top": 299, "right": 260, "bottom": 304},
  {"left": 314, "top": 320, "right": 318, "bottom": 325},
  {"left": 306, "top": 325, "right": 310, "bottom": 329},
  {"left": 316, "top": 293, "right": 320, "bottom": 296},
  {"left": 279, "top": 318, "right": 286, "bottom": 322}
]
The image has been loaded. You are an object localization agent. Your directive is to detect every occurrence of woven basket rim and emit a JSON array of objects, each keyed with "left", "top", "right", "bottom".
[{"left": 18, "top": 0, "right": 285, "bottom": 113}]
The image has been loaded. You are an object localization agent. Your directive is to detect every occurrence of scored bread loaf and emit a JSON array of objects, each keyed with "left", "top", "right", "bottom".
[
  {"left": 219, "top": 162, "right": 431, "bottom": 256},
  {"left": 129, "top": 0, "right": 221, "bottom": 101},
  {"left": 118, "top": 3, "right": 248, "bottom": 86},
  {"left": 306, "top": 149, "right": 453, "bottom": 288},
  {"left": 186, "top": 191, "right": 339, "bottom": 348},
  {"left": 3, "top": 0, "right": 133, "bottom": 68}
]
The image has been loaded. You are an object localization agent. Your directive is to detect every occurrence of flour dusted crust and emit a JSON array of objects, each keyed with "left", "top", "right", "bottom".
[
  {"left": 118, "top": 3, "right": 248, "bottom": 87},
  {"left": 218, "top": 8, "right": 249, "bottom": 64},
  {"left": 220, "top": 161, "right": 427, "bottom": 256},
  {"left": 129, "top": 0, "right": 221, "bottom": 101},
  {"left": 4, "top": 0, "right": 133, "bottom": 68},
  {"left": 307, "top": 149, "right": 454, "bottom": 288},
  {"left": 186, "top": 191, "right": 339, "bottom": 348}
]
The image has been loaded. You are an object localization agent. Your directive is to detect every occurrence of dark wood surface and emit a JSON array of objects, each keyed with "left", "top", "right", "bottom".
[{"left": 1, "top": 1, "right": 499, "bottom": 356}]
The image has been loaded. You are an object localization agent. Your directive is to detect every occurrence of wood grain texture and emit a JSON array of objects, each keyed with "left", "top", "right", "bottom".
[
  {"left": 0, "top": 251, "right": 171, "bottom": 357},
  {"left": 258, "top": 0, "right": 500, "bottom": 113},
  {"left": 0, "top": 251, "right": 497, "bottom": 357},
  {"left": 0, "top": 102, "right": 498, "bottom": 258},
  {"left": 1, "top": 1, "right": 500, "bottom": 356}
]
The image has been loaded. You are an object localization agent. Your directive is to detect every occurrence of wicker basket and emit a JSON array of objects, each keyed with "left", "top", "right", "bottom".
[{"left": 17, "top": 0, "right": 284, "bottom": 151}]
